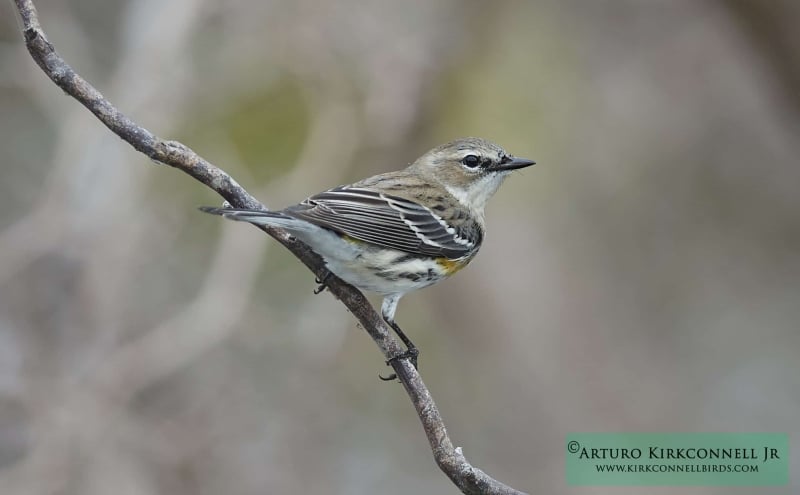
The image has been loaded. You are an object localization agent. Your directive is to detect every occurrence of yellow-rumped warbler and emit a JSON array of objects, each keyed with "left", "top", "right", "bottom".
[{"left": 201, "top": 137, "right": 535, "bottom": 378}]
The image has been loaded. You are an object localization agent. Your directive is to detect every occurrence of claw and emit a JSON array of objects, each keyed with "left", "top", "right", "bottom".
[
  {"left": 313, "top": 271, "right": 332, "bottom": 295},
  {"left": 378, "top": 347, "right": 419, "bottom": 381}
]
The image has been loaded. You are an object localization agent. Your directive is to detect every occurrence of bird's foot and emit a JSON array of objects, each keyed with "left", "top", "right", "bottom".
[
  {"left": 379, "top": 346, "right": 419, "bottom": 381},
  {"left": 313, "top": 270, "right": 332, "bottom": 295}
]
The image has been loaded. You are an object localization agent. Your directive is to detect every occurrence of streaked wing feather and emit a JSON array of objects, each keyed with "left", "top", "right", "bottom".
[{"left": 285, "top": 187, "right": 476, "bottom": 258}]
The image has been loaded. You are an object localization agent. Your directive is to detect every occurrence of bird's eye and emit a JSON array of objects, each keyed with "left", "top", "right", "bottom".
[{"left": 461, "top": 155, "right": 481, "bottom": 168}]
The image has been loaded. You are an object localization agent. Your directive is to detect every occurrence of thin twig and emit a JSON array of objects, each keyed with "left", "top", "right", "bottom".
[{"left": 12, "top": 1, "right": 528, "bottom": 493}]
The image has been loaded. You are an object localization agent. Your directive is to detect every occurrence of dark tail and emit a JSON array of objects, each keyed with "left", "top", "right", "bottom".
[{"left": 198, "top": 206, "right": 290, "bottom": 222}]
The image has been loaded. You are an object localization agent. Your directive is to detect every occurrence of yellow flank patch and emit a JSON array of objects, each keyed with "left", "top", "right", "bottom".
[
  {"left": 435, "top": 257, "right": 469, "bottom": 275},
  {"left": 340, "top": 234, "right": 362, "bottom": 244}
]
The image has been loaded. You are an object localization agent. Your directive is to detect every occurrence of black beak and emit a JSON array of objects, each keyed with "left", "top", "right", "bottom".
[{"left": 493, "top": 156, "right": 536, "bottom": 171}]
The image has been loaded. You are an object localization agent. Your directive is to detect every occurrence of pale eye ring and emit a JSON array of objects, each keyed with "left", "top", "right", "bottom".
[{"left": 461, "top": 154, "right": 480, "bottom": 168}]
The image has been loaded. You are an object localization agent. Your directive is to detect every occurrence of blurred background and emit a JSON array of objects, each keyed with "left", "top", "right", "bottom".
[{"left": 1, "top": 0, "right": 799, "bottom": 493}]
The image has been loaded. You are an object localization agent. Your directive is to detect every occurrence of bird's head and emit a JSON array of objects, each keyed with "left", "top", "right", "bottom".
[{"left": 410, "top": 137, "right": 535, "bottom": 215}]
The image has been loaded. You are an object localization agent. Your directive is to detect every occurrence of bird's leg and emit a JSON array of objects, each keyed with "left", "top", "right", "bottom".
[
  {"left": 313, "top": 269, "right": 332, "bottom": 295},
  {"left": 378, "top": 317, "right": 419, "bottom": 381},
  {"left": 385, "top": 318, "right": 419, "bottom": 364},
  {"left": 378, "top": 294, "right": 419, "bottom": 381}
]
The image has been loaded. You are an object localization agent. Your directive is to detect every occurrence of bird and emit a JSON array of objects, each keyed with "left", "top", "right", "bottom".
[{"left": 200, "top": 137, "right": 535, "bottom": 379}]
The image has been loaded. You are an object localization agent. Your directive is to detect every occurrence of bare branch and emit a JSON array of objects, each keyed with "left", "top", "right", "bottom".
[{"left": 12, "top": 1, "right": 528, "bottom": 493}]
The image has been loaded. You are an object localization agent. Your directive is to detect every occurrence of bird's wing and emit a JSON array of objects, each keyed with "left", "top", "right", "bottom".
[{"left": 285, "top": 186, "right": 480, "bottom": 259}]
